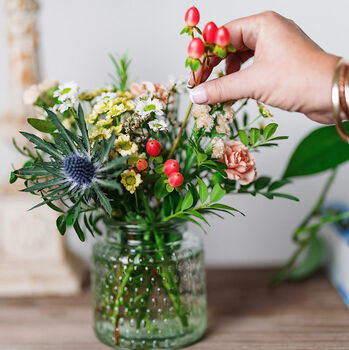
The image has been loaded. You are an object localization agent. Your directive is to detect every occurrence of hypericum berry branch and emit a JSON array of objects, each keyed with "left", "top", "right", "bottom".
[{"left": 168, "top": 7, "right": 237, "bottom": 160}]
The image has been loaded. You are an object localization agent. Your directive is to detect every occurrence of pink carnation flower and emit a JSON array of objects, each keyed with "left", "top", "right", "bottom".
[{"left": 220, "top": 140, "right": 257, "bottom": 185}]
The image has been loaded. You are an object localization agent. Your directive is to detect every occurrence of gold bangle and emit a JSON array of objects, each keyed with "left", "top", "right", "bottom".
[
  {"left": 339, "top": 62, "right": 349, "bottom": 118},
  {"left": 345, "top": 67, "right": 349, "bottom": 119},
  {"left": 332, "top": 58, "right": 349, "bottom": 143}
]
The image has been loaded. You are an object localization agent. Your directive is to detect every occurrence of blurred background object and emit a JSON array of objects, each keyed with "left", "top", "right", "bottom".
[
  {"left": 0, "top": 0, "right": 349, "bottom": 268},
  {"left": 0, "top": 0, "right": 84, "bottom": 296}
]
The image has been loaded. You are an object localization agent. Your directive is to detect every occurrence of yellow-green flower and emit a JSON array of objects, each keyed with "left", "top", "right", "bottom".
[
  {"left": 121, "top": 169, "right": 142, "bottom": 194},
  {"left": 257, "top": 101, "right": 273, "bottom": 119},
  {"left": 89, "top": 125, "right": 122, "bottom": 143},
  {"left": 114, "top": 134, "right": 138, "bottom": 156}
]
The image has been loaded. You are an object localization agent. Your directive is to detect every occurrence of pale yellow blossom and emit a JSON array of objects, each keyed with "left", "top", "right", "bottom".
[
  {"left": 114, "top": 134, "right": 138, "bottom": 156},
  {"left": 121, "top": 169, "right": 142, "bottom": 194}
]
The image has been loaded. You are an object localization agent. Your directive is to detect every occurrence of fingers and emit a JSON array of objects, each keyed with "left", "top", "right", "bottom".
[
  {"left": 190, "top": 65, "right": 258, "bottom": 104},
  {"left": 223, "top": 14, "right": 262, "bottom": 51},
  {"left": 225, "top": 50, "right": 254, "bottom": 75},
  {"left": 188, "top": 55, "right": 221, "bottom": 86}
]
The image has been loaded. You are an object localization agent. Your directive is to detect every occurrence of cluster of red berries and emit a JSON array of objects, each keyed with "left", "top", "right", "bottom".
[
  {"left": 183, "top": 6, "right": 235, "bottom": 72},
  {"left": 145, "top": 139, "right": 183, "bottom": 188}
]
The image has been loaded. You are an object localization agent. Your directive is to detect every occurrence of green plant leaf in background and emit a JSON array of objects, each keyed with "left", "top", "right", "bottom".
[
  {"left": 271, "top": 236, "right": 324, "bottom": 285},
  {"left": 283, "top": 123, "right": 349, "bottom": 178}
]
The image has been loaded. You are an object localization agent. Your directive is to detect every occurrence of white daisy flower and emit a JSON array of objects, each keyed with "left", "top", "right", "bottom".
[
  {"left": 148, "top": 119, "right": 169, "bottom": 132},
  {"left": 52, "top": 101, "right": 75, "bottom": 114},
  {"left": 53, "top": 81, "right": 79, "bottom": 103},
  {"left": 135, "top": 97, "right": 164, "bottom": 118}
]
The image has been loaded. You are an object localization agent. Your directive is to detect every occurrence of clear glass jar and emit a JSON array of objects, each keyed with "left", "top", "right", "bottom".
[{"left": 91, "top": 220, "right": 207, "bottom": 349}]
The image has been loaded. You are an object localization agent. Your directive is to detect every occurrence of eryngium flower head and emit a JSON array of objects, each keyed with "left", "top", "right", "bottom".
[{"left": 63, "top": 154, "right": 96, "bottom": 187}]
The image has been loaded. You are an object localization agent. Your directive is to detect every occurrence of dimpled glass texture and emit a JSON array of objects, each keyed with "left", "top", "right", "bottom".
[{"left": 91, "top": 221, "right": 207, "bottom": 349}]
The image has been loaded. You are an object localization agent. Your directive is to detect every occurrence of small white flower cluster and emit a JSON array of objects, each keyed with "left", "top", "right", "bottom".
[
  {"left": 53, "top": 81, "right": 80, "bottom": 113},
  {"left": 211, "top": 137, "right": 225, "bottom": 159},
  {"left": 168, "top": 75, "right": 188, "bottom": 94}
]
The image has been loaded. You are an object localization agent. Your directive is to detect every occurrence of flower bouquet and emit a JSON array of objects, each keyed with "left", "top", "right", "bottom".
[{"left": 11, "top": 6, "right": 297, "bottom": 349}]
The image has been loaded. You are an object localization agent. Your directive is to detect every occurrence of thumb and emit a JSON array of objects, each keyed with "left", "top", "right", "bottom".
[{"left": 189, "top": 66, "right": 257, "bottom": 104}]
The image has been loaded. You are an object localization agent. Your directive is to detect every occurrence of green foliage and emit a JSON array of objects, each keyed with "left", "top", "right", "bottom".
[
  {"left": 27, "top": 118, "right": 56, "bottom": 133},
  {"left": 271, "top": 236, "right": 324, "bottom": 285},
  {"left": 109, "top": 52, "right": 131, "bottom": 91},
  {"left": 283, "top": 123, "right": 349, "bottom": 178}
]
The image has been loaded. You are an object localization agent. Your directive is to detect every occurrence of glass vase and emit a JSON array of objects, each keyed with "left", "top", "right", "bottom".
[{"left": 91, "top": 220, "right": 207, "bottom": 349}]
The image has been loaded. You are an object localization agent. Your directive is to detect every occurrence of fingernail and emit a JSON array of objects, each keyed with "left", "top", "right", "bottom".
[{"left": 190, "top": 87, "right": 208, "bottom": 104}]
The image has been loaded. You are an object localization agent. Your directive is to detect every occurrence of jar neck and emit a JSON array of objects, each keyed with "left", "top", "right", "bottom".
[{"left": 104, "top": 220, "right": 187, "bottom": 249}]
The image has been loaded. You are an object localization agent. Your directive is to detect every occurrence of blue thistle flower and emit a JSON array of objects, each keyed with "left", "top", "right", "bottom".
[
  {"left": 63, "top": 154, "right": 96, "bottom": 188},
  {"left": 15, "top": 105, "right": 126, "bottom": 241}
]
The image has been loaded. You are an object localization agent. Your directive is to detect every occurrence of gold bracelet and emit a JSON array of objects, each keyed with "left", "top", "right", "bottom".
[
  {"left": 332, "top": 58, "right": 349, "bottom": 143},
  {"left": 344, "top": 67, "right": 349, "bottom": 120},
  {"left": 339, "top": 62, "right": 349, "bottom": 118}
]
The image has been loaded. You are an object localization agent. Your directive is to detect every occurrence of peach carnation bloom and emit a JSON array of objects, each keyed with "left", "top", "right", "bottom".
[{"left": 220, "top": 140, "right": 257, "bottom": 185}]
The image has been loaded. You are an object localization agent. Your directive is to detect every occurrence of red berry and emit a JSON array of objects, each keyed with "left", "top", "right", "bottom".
[
  {"left": 168, "top": 172, "right": 184, "bottom": 188},
  {"left": 146, "top": 139, "right": 162, "bottom": 157},
  {"left": 184, "top": 6, "right": 200, "bottom": 27},
  {"left": 136, "top": 159, "right": 148, "bottom": 171},
  {"left": 215, "top": 26, "right": 230, "bottom": 47},
  {"left": 203, "top": 22, "right": 218, "bottom": 44},
  {"left": 164, "top": 159, "right": 180, "bottom": 175},
  {"left": 187, "top": 38, "right": 204, "bottom": 59}
]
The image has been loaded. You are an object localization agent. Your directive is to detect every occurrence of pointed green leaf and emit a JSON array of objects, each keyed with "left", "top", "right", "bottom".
[
  {"left": 45, "top": 108, "right": 78, "bottom": 153},
  {"left": 20, "top": 131, "right": 63, "bottom": 160},
  {"left": 196, "top": 176, "right": 208, "bottom": 204},
  {"left": 56, "top": 214, "right": 67, "bottom": 235},
  {"left": 154, "top": 177, "right": 168, "bottom": 199},
  {"left": 250, "top": 128, "right": 260, "bottom": 145},
  {"left": 272, "top": 192, "right": 299, "bottom": 201},
  {"left": 77, "top": 104, "right": 90, "bottom": 152},
  {"left": 268, "top": 179, "right": 291, "bottom": 192},
  {"left": 238, "top": 130, "right": 249, "bottom": 146},
  {"left": 94, "top": 185, "right": 112, "bottom": 216},
  {"left": 73, "top": 220, "right": 85, "bottom": 242},
  {"left": 9, "top": 171, "right": 17, "bottom": 184},
  {"left": 181, "top": 190, "right": 194, "bottom": 211},
  {"left": 254, "top": 176, "right": 271, "bottom": 191},
  {"left": 210, "top": 183, "right": 226, "bottom": 203},
  {"left": 28, "top": 118, "right": 56, "bottom": 133},
  {"left": 263, "top": 123, "right": 278, "bottom": 140}
]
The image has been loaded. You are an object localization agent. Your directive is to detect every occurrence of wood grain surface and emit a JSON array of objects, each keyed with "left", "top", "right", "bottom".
[{"left": 0, "top": 269, "right": 348, "bottom": 350}]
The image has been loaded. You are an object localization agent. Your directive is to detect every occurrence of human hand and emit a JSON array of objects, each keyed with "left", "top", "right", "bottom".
[{"left": 189, "top": 11, "right": 340, "bottom": 124}]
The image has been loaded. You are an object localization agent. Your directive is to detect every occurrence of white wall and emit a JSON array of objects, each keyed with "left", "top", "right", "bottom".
[{"left": 1, "top": 0, "right": 349, "bottom": 266}]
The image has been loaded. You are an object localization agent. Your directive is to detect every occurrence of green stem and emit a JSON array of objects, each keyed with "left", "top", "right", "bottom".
[
  {"left": 294, "top": 168, "right": 338, "bottom": 241},
  {"left": 140, "top": 192, "right": 188, "bottom": 327},
  {"left": 235, "top": 98, "right": 249, "bottom": 114},
  {"left": 167, "top": 102, "right": 193, "bottom": 159}
]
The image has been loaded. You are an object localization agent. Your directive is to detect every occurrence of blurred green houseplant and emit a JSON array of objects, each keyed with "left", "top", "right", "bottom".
[{"left": 272, "top": 123, "right": 349, "bottom": 285}]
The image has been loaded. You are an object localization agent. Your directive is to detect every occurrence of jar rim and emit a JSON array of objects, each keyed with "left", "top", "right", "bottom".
[{"left": 103, "top": 218, "right": 187, "bottom": 234}]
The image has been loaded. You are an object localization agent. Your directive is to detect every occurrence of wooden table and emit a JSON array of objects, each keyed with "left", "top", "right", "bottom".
[{"left": 1, "top": 269, "right": 348, "bottom": 350}]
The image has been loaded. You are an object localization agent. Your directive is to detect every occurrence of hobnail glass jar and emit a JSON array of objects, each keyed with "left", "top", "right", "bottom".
[{"left": 91, "top": 220, "right": 207, "bottom": 349}]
